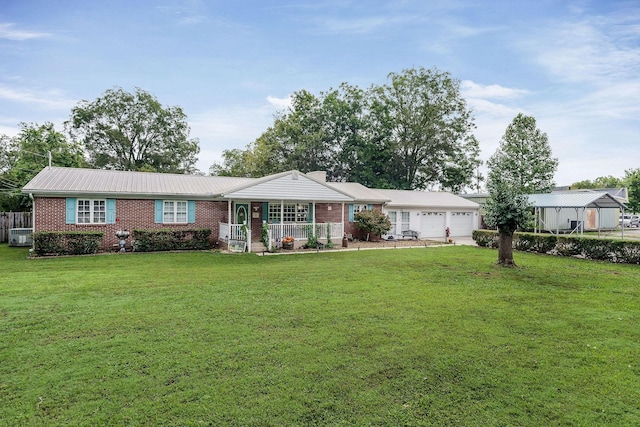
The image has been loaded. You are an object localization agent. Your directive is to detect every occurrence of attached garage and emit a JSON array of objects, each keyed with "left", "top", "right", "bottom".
[
  {"left": 449, "top": 211, "right": 475, "bottom": 237},
  {"left": 420, "top": 211, "right": 446, "bottom": 238},
  {"left": 375, "top": 189, "right": 480, "bottom": 239}
]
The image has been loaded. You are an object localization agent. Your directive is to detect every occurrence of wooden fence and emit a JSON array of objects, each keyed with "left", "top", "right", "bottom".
[{"left": 0, "top": 212, "right": 32, "bottom": 243}]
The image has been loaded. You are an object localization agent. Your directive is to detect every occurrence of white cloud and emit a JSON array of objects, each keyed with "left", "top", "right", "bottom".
[
  {"left": 524, "top": 14, "right": 640, "bottom": 85},
  {"left": 0, "top": 123, "right": 19, "bottom": 137},
  {"left": 0, "top": 22, "right": 51, "bottom": 40},
  {"left": 319, "top": 16, "right": 391, "bottom": 34},
  {"left": 189, "top": 102, "right": 280, "bottom": 173},
  {"left": 0, "top": 85, "right": 75, "bottom": 110},
  {"left": 461, "top": 80, "right": 530, "bottom": 99},
  {"left": 266, "top": 95, "right": 292, "bottom": 109}
]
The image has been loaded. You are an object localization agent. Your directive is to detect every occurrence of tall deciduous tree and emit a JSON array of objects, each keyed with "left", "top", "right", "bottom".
[
  {"left": 374, "top": 67, "right": 480, "bottom": 190},
  {"left": 67, "top": 87, "right": 200, "bottom": 173},
  {"left": 492, "top": 113, "right": 558, "bottom": 194},
  {"left": 0, "top": 122, "right": 86, "bottom": 211},
  {"left": 211, "top": 68, "right": 480, "bottom": 192},
  {"left": 484, "top": 113, "right": 557, "bottom": 266}
]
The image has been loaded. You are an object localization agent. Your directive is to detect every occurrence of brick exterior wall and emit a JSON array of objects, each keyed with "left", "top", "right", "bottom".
[
  {"left": 34, "top": 197, "right": 384, "bottom": 250},
  {"left": 34, "top": 197, "right": 229, "bottom": 250},
  {"left": 343, "top": 203, "right": 384, "bottom": 240}
]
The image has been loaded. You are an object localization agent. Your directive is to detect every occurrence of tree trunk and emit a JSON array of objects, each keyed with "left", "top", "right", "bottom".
[{"left": 497, "top": 232, "right": 516, "bottom": 266}]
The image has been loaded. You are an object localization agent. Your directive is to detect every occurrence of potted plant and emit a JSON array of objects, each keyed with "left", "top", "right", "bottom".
[{"left": 282, "top": 236, "right": 295, "bottom": 250}]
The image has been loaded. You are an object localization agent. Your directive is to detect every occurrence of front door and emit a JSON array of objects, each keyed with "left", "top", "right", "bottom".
[{"left": 235, "top": 203, "right": 248, "bottom": 225}]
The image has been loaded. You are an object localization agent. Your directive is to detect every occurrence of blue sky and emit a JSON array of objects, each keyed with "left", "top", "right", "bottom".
[{"left": 1, "top": 0, "right": 639, "bottom": 187}]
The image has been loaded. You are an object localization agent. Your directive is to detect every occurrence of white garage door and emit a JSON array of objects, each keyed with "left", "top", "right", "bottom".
[
  {"left": 449, "top": 211, "right": 474, "bottom": 236},
  {"left": 420, "top": 211, "right": 446, "bottom": 238}
]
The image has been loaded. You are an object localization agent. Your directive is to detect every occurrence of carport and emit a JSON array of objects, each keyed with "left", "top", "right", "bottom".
[{"left": 528, "top": 192, "right": 627, "bottom": 238}]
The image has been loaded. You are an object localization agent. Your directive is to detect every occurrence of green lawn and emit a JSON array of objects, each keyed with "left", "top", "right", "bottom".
[{"left": 1, "top": 245, "right": 638, "bottom": 426}]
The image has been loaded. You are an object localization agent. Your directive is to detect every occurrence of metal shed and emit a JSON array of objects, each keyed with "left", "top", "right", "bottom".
[{"left": 528, "top": 192, "right": 627, "bottom": 237}]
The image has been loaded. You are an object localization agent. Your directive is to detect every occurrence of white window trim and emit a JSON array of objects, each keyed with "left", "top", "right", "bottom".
[
  {"left": 163, "top": 200, "right": 188, "bottom": 224},
  {"left": 401, "top": 211, "right": 410, "bottom": 231},
  {"left": 353, "top": 204, "right": 369, "bottom": 215},
  {"left": 268, "top": 203, "right": 309, "bottom": 223},
  {"left": 388, "top": 211, "right": 397, "bottom": 235},
  {"left": 77, "top": 199, "right": 106, "bottom": 224}
]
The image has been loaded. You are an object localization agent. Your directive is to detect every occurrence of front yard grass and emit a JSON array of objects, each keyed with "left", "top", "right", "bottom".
[{"left": 0, "top": 245, "right": 638, "bottom": 425}]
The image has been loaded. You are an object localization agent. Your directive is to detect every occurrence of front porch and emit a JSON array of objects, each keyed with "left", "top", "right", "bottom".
[
  {"left": 218, "top": 200, "right": 347, "bottom": 252},
  {"left": 219, "top": 221, "right": 344, "bottom": 252}
]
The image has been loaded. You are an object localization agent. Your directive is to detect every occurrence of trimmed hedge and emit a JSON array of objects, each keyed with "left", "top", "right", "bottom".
[
  {"left": 131, "top": 228, "right": 212, "bottom": 252},
  {"left": 33, "top": 231, "right": 104, "bottom": 256},
  {"left": 472, "top": 229, "right": 640, "bottom": 264}
]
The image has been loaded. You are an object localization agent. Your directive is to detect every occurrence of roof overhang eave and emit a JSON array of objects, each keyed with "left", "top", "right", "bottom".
[{"left": 24, "top": 190, "right": 223, "bottom": 200}]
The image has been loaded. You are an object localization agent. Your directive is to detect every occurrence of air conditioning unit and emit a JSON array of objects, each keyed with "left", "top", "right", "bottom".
[{"left": 9, "top": 228, "right": 33, "bottom": 247}]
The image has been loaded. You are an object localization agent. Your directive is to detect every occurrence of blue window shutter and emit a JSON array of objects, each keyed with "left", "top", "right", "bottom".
[
  {"left": 154, "top": 200, "right": 163, "bottom": 223},
  {"left": 66, "top": 198, "right": 76, "bottom": 224},
  {"left": 262, "top": 202, "right": 269, "bottom": 222},
  {"left": 187, "top": 200, "right": 196, "bottom": 223},
  {"left": 368, "top": 204, "right": 373, "bottom": 210},
  {"left": 348, "top": 204, "right": 354, "bottom": 222},
  {"left": 308, "top": 203, "right": 313, "bottom": 222},
  {"left": 106, "top": 199, "right": 116, "bottom": 224}
]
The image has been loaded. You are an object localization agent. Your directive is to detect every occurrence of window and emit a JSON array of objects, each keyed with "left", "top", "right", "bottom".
[
  {"left": 77, "top": 199, "right": 106, "bottom": 224},
  {"left": 268, "top": 204, "right": 281, "bottom": 223},
  {"left": 268, "top": 203, "right": 309, "bottom": 223},
  {"left": 353, "top": 204, "right": 369, "bottom": 214},
  {"left": 388, "top": 211, "right": 397, "bottom": 235},
  {"left": 163, "top": 201, "right": 188, "bottom": 223},
  {"left": 401, "top": 211, "right": 410, "bottom": 231},
  {"left": 349, "top": 204, "right": 373, "bottom": 222}
]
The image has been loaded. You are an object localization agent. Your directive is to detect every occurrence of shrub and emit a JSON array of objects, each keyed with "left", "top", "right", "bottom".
[
  {"left": 355, "top": 210, "right": 391, "bottom": 241},
  {"left": 472, "top": 230, "right": 498, "bottom": 248},
  {"left": 472, "top": 230, "right": 640, "bottom": 264},
  {"left": 33, "top": 231, "right": 104, "bottom": 256},
  {"left": 131, "top": 228, "right": 212, "bottom": 252},
  {"left": 303, "top": 225, "right": 320, "bottom": 249},
  {"left": 514, "top": 232, "right": 556, "bottom": 254}
]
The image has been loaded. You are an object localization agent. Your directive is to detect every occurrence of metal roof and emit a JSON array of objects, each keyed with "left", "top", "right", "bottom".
[
  {"left": 22, "top": 167, "right": 254, "bottom": 199},
  {"left": 325, "top": 182, "right": 391, "bottom": 203},
  {"left": 527, "top": 192, "right": 626, "bottom": 209},
  {"left": 375, "top": 189, "right": 480, "bottom": 209}
]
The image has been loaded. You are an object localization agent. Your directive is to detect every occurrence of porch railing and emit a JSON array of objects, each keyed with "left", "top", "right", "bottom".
[
  {"left": 219, "top": 223, "right": 247, "bottom": 241},
  {"left": 219, "top": 222, "right": 342, "bottom": 253},
  {"left": 268, "top": 222, "right": 343, "bottom": 241}
]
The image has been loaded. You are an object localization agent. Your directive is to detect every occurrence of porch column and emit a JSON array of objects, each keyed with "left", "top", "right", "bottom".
[
  {"left": 280, "top": 200, "right": 284, "bottom": 238},
  {"left": 312, "top": 202, "right": 316, "bottom": 237},
  {"left": 227, "top": 200, "right": 232, "bottom": 226},
  {"left": 341, "top": 202, "right": 345, "bottom": 237}
]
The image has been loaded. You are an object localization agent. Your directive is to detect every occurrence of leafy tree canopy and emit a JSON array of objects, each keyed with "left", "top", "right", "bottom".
[
  {"left": 489, "top": 113, "right": 558, "bottom": 194},
  {"left": 570, "top": 175, "right": 624, "bottom": 189},
  {"left": 0, "top": 122, "right": 85, "bottom": 211},
  {"left": 67, "top": 87, "right": 200, "bottom": 173},
  {"left": 211, "top": 67, "right": 481, "bottom": 192},
  {"left": 484, "top": 113, "right": 557, "bottom": 266}
]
